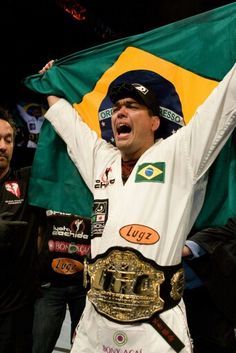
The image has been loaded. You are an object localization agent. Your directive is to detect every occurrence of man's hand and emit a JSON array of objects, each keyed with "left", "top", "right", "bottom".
[
  {"left": 38, "top": 60, "right": 61, "bottom": 107},
  {"left": 182, "top": 244, "right": 193, "bottom": 258},
  {"left": 38, "top": 60, "right": 55, "bottom": 74}
]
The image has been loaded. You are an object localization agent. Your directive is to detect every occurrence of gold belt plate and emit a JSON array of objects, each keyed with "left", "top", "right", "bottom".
[{"left": 86, "top": 248, "right": 166, "bottom": 322}]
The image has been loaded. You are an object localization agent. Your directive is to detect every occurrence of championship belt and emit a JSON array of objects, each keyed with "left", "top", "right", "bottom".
[{"left": 84, "top": 247, "right": 184, "bottom": 323}]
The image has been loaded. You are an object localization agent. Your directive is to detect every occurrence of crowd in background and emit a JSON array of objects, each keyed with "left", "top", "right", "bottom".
[{"left": 9, "top": 100, "right": 47, "bottom": 169}]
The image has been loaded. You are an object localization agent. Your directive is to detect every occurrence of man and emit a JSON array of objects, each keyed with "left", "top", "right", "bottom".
[
  {"left": 16, "top": 103, "right": 44, "bottom": 148},
  {"left": 39, "top": 61, "right": 236, "bottom": 353},
  {"left": 32, "top": 209, "right": 91, "bottom": 353},
  {"left": 0, "top": 106, "right": 42, "bottom": 353},
  {"left": 183, "top": 218, "right": 236, "bottom": 353}
]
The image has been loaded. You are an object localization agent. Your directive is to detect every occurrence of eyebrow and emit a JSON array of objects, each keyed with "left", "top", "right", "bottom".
[
  {"left": 0, "top": 132, "right": 13, "bottom": 139},
  {"left": 114, "top": 98, "right": 139, "bottom": 106}
]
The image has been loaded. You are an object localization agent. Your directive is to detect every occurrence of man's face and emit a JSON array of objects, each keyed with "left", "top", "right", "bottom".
[
  {"left": 31, "top": 108, "right": 42, "bottom": 118},
  {"left": 111, "top": 97, "right": 160, "bottom": 161},
  {"left": 0, "top": 119, "right": 14, "bottom": 176}
]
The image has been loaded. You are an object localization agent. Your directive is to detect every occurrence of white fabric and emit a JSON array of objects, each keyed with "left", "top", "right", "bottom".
[{"left": 45, "top": 63, "right": 236, "bottom": 353}]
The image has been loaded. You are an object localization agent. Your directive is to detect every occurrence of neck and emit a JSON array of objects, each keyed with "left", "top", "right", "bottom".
[
  {"left": 121, "top": 148, "right": 147, "bottom": 162},
  {"left": 120, "top": 140, "right": 155, "bottom": 162},
  {"left": 0, "top": 166, "right": 10, "bottom": 180}
]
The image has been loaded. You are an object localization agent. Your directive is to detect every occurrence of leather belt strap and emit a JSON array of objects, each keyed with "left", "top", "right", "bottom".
[{"left": 150, "top": 315, "right": 185, "bottom": 352}]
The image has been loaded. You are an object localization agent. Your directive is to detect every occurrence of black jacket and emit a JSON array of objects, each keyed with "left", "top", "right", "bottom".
[
  {"left": 187, "top": 217, "right": 236, "bottom": 323},
  {"left": 0, "top": 167, "right": 41, "bottom": 313}
]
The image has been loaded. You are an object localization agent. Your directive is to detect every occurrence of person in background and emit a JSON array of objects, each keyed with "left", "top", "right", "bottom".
[
  {"left": 32, "top": 209, "right": 91, "bottom": 353},
  {"left": 183, "top": 217, "right": 236, "bottom": 353},
  {"left": 37, "top": 60, "right": 236, "bottom": 353},
  {"left": 0, "top": 106, "right": 42, "bottom": 353},
  {"left": 15, "top": 125, "right": 28, "bottom": 147},
  {"left": 16, "top": 103, "right": 45, "bottom": 148}
]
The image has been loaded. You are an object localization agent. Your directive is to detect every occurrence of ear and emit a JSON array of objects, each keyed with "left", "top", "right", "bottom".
[{"left": 151, "top": 115, "right": 160, "bottom": 133}]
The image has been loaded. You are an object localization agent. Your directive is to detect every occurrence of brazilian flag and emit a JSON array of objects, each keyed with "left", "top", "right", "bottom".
[{"left": 24, "top": 3, "right": 236, "bottom": 228}]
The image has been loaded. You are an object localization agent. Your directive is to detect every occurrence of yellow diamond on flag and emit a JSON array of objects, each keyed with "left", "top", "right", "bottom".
[{"left": 138, "top": 164, "right": 163, "bottom": 180}]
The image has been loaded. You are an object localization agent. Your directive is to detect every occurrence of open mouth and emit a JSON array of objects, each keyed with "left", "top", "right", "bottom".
[{"left": 117, "top": 123, "right": 132, "bottom": 135}]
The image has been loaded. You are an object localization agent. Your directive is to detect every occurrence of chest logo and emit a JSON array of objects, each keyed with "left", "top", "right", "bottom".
[
  {"left": 94, "top": 167, "right": 115, "bottom": 188},
  {"left": 135, "top": 162, "right": 165, "bottom": 182},
  {"left": 5, "top": 181, "right": 21, "bottom": 198},
  {"left": 119, "top": 224, "right": 160, "bottom": 244}
]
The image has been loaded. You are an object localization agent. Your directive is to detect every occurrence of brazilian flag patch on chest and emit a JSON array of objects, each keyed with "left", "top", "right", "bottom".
[{"left": 135, "top": 162, "right": 165, "bottom": 183}]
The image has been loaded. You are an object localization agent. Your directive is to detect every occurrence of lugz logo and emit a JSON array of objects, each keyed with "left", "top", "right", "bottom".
[
  {"left": 52, "top": 258, "right": 84, "bottom": 274},
  {"left": 95, "top": 167, "right": 115, "bottom": 188},
  {"left": 5, "top": 181, "right": 21, "bottom": 197},
  {"left": 135, "top": 162, "right": 165, "bottom": 182},
  {"left": 120, "top": 224, "right": 160, "bottom": 244}
]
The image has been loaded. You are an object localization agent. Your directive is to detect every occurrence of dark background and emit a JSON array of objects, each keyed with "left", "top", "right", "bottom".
[{"left": 0, "top": 0, "right": 234, "bottom": 106}]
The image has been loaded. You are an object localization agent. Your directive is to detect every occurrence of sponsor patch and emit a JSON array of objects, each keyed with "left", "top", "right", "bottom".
[
  {"left": 48, "top": 240, "right": 90, "bottom": 256},
  {"left": 120, "top": 224, "right": 160, "bottom": 244},
  {"left": 94, "top": 167, "right": 115, "bottom": 188},
  {"left": 51, "top": 258, "right": 84, "bottom": 274},
  {"left": 91, "top": 199, "right": 109, "bottom": 239},
  {"left": 101, "top": 327, "right": 144, "bottom": 353},
  {"left": 5, "top": 181, "right": 21, "bottom": 197},
  {"left": 135, "top": 162, "right": 165, "bottom": 182},
  {"left": 113, "top": 331, "right": 128, "bottom": 346}
]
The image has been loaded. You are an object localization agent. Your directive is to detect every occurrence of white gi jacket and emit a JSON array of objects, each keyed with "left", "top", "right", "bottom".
[{"left": 45, "top": 64, "right": 236, "bottom": 353}]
